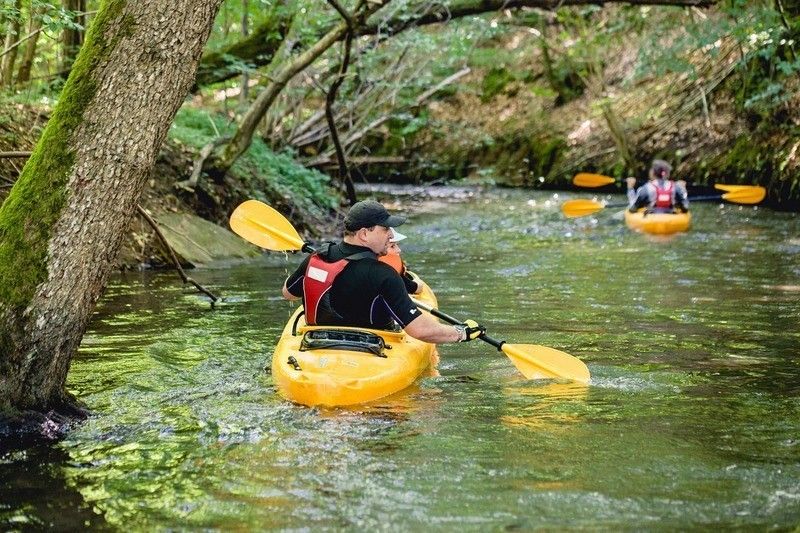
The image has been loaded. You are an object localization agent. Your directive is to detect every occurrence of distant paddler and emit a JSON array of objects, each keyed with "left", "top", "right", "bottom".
[{"left": 626, "top": 159, "right": 689, "bottom": 214}]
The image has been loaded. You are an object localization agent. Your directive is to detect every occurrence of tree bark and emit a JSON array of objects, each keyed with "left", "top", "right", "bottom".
[{"left": 0, "top": 0, "right": 224, "bottom": 413}]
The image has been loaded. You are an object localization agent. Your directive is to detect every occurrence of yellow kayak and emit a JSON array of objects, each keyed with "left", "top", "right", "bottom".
[
  {"left": 271, "top": 277, "right": 439, "bottom": 407},
  {"left": 624, "top": 209, "right": 691, "bottom": 235}
]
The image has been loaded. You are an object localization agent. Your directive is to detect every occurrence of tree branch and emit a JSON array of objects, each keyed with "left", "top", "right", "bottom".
[{"left": 136, "top": 205, "right": 220, "bottom": 305}]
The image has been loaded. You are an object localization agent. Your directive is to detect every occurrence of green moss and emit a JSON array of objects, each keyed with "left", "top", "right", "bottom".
[
  {"left": 481, "top": 67, "right": 515, "bottom": 102},
  {"left": 0, "top": 0, "right": 129, "bottom": 313},
  {"left": 473, "top": 131, "right": 567, "bottom": 186},
  {"left": 712, "top": 134, "right": 770, "bottom": 183}
]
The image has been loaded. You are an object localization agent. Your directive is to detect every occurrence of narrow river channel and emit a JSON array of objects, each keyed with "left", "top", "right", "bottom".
[{"left": 2, "top": 188, "right": 799, "bottom": 529}]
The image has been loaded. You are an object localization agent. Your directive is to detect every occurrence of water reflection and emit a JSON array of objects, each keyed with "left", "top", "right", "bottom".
[
  {"left": 0, "top": 441, "right": 109, "bottom": 530},
  {"left": 500, "top": 381, "right": 589, "bottom": 431}
]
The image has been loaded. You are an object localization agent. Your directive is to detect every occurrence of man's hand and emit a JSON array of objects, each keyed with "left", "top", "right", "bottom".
[
  {"left": 626, "top": 177, "right": 637, "bottom": 190},
  {"left": 455, "top": 319, "right": 486, "bottom": 342}
]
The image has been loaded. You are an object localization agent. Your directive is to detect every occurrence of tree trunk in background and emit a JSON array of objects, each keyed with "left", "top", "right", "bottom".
[
  {"left": 60, "top": 0, "right": 86, "bottom": 77},
  {"left": 1, "top": 0, "right": 23, "bottom": 86},
  {"left": 0, "top": 0, "right": 224, "bottom": 413},
  {"left": 239, "top": 0, "right": 250, "bottom": 105},
  {"left": 16, "top": 7, "right": 44, "bottom": 84},
  {"left": 193, "top": 2, "right": 293, "bottom": 89}
]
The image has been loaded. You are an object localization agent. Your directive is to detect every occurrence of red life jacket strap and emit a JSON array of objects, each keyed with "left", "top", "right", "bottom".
[
  {"left": 654, "top": 180, "right": 674, "bottom": 209},
  {"left": 302, "top": 248, "right": 374, "bottom": 325}
]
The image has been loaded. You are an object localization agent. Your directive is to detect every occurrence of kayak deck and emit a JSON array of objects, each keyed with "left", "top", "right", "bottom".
[
  {"left": 624, "top": 209, "right": 691, "bottom": 235},
  {"left": 271, "top": 280, "right": 439, "bottom": 407}
]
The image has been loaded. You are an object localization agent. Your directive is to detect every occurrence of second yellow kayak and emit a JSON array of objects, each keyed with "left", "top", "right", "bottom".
[{"left": 624, "top": 209, "right": 691, "bottom": 235}]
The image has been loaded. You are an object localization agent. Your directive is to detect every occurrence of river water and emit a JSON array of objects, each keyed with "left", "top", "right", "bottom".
[{"left": 2, "top": 188, "right": 799, "bottom": 530}]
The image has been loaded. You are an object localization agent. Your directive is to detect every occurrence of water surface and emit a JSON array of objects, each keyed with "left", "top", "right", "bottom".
[{"left": 2, "top": 188, "right": 799, "bottom": 530}]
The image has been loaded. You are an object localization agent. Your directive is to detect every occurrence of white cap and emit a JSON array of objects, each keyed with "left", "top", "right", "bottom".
[{"left": 390, "top": 228, "right": 407, "bottom": 242}]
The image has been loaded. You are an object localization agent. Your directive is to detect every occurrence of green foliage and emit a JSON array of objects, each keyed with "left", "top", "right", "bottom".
[
  {"left": 536, "top": 6, "right": 651, "bottom": 104},
  {"left": 170, "top": 107, "right": 338, "bottom": 218},
  {"left": 637, "top": 1, "right": 799, "bottom": 117},
  {"left": 32, "top": 0, "right": 85, "bottom": 33},
  {"left": 481, "top": 67, "right": 514, "bottom": 101},
  {"left": 240, "top": 137, "right": 338, "bottom": 217},
  {"left": 396, "top": 110, "right": 428, "bottom": 137},
  {"left": 718, "top": 134, "right": 769, "bottom": 179},
  {"left": 169, "top": 106, "right": 232, "bottom": 148}
]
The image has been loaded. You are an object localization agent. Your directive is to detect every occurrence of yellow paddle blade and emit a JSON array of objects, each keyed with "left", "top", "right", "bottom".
[
  {"left": 721, "top": 186, "right": 766, "bottom": 204},
  {"left": 714, "top": 184, "right": 749, "bottom": 192},
  {"left": 561, "top": 199, "right": 605, "bottom": 218},
  {"left": 502, "top": 344, "right": 590, "bottom": 383},
  {"left": 573, "top": 173, "right": 615, "bottom": 188},
  {"left": 229, "top": 200, "right": 305, "bottom": 251}
]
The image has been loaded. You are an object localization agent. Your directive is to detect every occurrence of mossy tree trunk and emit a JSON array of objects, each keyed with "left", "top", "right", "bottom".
[{"left": 0, "top": 0, "right": 223, "bottom": 413}]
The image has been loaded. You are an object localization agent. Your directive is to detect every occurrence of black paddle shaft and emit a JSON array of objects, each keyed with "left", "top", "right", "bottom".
[
  {"left": 602, "top": 194, "right": 724, "bottom": 213},
  {"left": 417, "top": 303, "right": 505, "bottom": 351}
]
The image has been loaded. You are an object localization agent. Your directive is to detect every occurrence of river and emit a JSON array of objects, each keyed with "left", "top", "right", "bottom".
[{"left": 2, "top": 188, "right": 799, "bottom": 530}]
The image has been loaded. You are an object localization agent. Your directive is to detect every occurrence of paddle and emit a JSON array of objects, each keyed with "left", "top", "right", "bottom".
[
  {"left": 561, "top": 185, "right": 766, "bottom": 218},
  {"left": 229, "top": 199, "right": 314, "bottom": 252},
  {"left": 573, "top": 172, "right": 616, "bottom": 188},
  {"left": 411, "top": 299, "right": 590, "bottom": 383},
  {"left": 229, "top": 199, "right": 591, "bottom": 383}
]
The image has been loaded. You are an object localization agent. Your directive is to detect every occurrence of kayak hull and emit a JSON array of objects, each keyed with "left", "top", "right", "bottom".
[
  {"left": 624, "top": 209, "right": 691, "bottom": 235},
  {"left": 271, "top": 280, "right": 438, "bottom": 407}
]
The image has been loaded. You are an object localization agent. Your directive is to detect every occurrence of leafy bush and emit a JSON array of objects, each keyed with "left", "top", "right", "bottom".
[
  {"left": 170, "top": 107, "right": 337, "bottom": 217},
  {"left": 637, "top": 1, "right": 799, "bottom": 119}
]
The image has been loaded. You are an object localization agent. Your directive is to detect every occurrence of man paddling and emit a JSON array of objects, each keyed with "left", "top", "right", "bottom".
[
  {"left": 626, "top": 159, "right": 689, "bottom": 214},
  {"left": 282, "top": 200, "right": 485, "bottom": 343}
]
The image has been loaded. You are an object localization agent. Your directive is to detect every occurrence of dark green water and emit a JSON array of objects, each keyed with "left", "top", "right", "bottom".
[{"left": 2, "top": 189, "right": 799, "bottom": 530}]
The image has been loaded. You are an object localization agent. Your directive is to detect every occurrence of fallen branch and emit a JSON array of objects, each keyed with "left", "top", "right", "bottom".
[
  {"left": 176, "top": 135, "right": 231, "bottom": 191},
  {"left": 309, "top": 155, "right": 407, "bottom": 167},
  {"left": 306, "top": 67, "right": 470, "bottom": 166},
  {"left": 0, "top": 151, "right": 32, "bottom": 158},
  {"left": 136, "top": 205, "right": 220, "bottom": 305}
]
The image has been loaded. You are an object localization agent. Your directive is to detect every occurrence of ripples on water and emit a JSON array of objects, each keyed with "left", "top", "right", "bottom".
[{"left": 2, "top": 189, "right": 799, "bottom": 529}]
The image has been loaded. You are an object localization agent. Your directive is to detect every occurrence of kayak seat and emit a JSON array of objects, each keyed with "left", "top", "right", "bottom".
[{"left": 300, "top": 329, "right": 390, "bottom": 358}]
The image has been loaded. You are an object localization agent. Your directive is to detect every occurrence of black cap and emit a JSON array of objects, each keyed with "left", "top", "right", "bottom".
[
  {"left": 651, "top": 159, "right": 672, "bottom": 178},
  {"left": 344, "top": 200, "right": 406, "bottom": 231}
]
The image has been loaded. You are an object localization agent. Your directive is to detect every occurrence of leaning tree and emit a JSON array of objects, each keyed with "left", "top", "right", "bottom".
[{"left": 0, "top": 0, "right": 224, "bottom": 417}]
